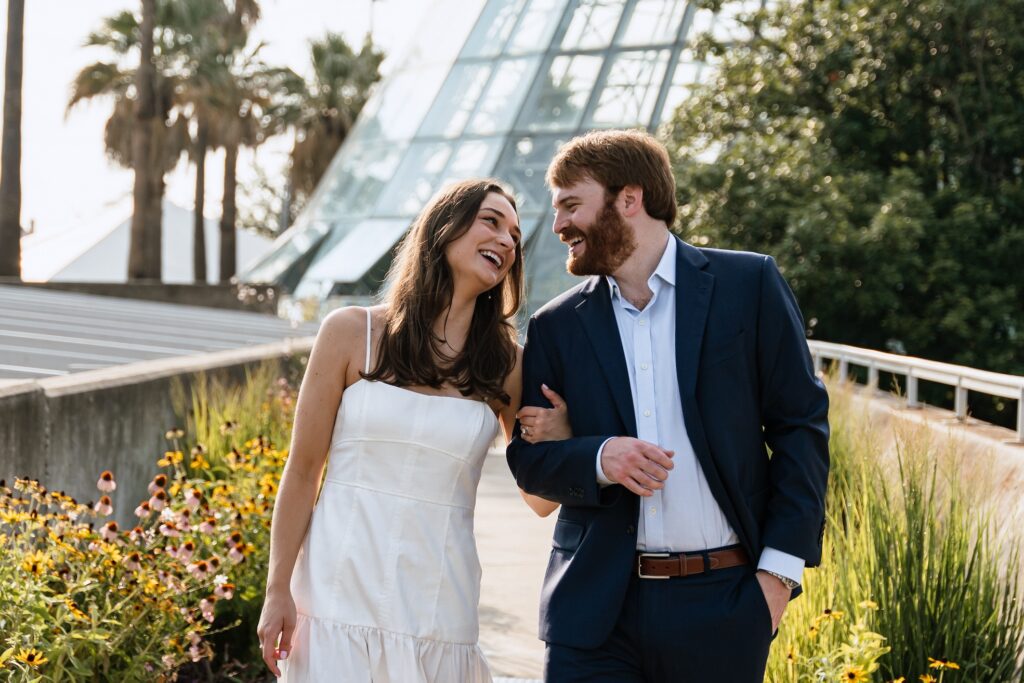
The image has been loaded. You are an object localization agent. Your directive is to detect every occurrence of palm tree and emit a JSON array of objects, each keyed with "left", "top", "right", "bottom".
[
  {"left": 0, "top": 0, "right": 25, "bottom": 279},
  {"left": 285, "top": 34, "right": 384, "bottom": 207},
  {"left": 68, "top": 3, "right": 191, "bottom": 281}
]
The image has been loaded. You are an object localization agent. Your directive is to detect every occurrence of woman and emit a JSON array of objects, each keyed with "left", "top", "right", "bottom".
[{"left": 257, "top": 179, "right": 565, "bottom": 682}]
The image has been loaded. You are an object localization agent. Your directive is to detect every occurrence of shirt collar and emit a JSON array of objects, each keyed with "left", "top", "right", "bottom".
[{"left": 606, "top": 234, "right": 676, "bottom": 302}]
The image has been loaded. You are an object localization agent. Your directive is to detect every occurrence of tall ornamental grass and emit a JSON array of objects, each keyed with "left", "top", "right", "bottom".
[{"left": 767, "top": 383, "right": 1024, "bottom": 681}]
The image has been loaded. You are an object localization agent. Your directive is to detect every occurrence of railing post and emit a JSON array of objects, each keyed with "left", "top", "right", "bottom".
[
  {"left": 1018, "top": 386, "right": 1024, "bottom": 444},
  {"left": 868, "top": 363, "right": 879, "bottom": 389},
  {"left": 954, "top": 381, "right": 968, "bottom": 422},
  {"left": 907, "top": 370, "right": 919, "bottom": 409},
  {"left": 813, "top": 353, "right": 822, "bottom": 376},
  {"left": 838, "top": 356, "right": 848, "bottom": 383}
]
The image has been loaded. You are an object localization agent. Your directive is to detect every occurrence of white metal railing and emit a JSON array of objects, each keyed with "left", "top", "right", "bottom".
[{"left": 807, "top": 340, "right": 1024, "bottom": 443}]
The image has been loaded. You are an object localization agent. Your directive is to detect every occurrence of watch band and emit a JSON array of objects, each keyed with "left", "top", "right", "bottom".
[{"left": 761, "top": 569, "right": 799, "bottom": 590}]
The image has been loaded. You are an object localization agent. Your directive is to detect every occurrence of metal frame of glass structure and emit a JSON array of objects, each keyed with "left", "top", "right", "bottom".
[{"left": 240, "top": 0, "right": 763, "bottom": 315}]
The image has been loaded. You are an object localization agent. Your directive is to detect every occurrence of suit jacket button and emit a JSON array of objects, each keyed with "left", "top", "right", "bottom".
[{"left": 626, "top": 525, "right": 635, "bottom": 535}]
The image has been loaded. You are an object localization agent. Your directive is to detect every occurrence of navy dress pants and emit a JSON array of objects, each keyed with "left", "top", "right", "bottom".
[{"left": 544, "top": 563, "right": 775, "bottom": 682}]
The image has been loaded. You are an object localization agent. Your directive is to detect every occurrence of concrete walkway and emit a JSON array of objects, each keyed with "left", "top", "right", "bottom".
[{"left": 476, "top": 450, "right": 555, "bottom": 681}]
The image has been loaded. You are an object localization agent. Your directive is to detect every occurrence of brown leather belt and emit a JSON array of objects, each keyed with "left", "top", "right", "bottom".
[{"left": 637, "top": 547, "right": 749, "bottom": 579}]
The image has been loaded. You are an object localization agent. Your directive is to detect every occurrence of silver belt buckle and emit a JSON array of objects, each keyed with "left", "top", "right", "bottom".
[{"left": 637, "top": 552, "right": 671, "bottom": 579}]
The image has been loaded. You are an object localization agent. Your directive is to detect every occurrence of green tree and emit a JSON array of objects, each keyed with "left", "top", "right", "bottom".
[
  {"left": 667, "top": 0, "right": 1024, "bottom": 377},
  {"left": 0, "top": 0, "right": 24, "bottom": 279}
]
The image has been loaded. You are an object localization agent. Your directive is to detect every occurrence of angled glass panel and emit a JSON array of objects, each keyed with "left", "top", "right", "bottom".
[
  {"left": 521, "top": 54, "right": 604, "bottom": 132},
  {"left": 587, "top": 49, "right": 671, "bottom": 128},
  {"left": 506, "top": 0, "right": 569, "bottom": 55},
  {"left": 420, "top": 63, "right": 494, "bottom": 137},
  {"left": 461, "top": 0, "right": 527, "bottom": 58},
  {"left": 656, "top": 57, "right": 704, "bottom": 124},
  {"left": 304, "top": 140, "right": 406, "bottom": 221},
  {"left": 524, "top": 215, "right": 580, "bottom": 313},
  {"left": 560, "top": 0, "right": 627, "bottom": 50},
  {"left": 466, "top": 57, "right": 541, "bottom": 135},
  {"left": 618, "top": 0, "right": 688, "bottom": 46},
  {"left": 353, "top": 64, "right": 451, "bottom": 143},
  {"left": 400, "top": 0, "right": 489, "bottom": 67},
  {"left": 494, "top": 134, "right": 569, "bottom": 226},
  {"left": 295, "top": 219, "right": 411, "bottom": 297},
  {"left": 441, "top": 138, "right": 504, "bottom": 185},
  {"left": 241, "top": 219, "right": 331, "bottom": 283},
  {"left": 376, "top": 141, "right": 455, "bottom": 217}
]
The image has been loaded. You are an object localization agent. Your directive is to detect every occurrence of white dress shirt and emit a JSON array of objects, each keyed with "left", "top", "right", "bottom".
[{"left": 595, "top": 235, "right": 804, "bottom": 585}]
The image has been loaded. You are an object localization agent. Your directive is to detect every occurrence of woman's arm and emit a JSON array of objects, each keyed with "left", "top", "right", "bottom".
[
  {"left": 257, "top": 306, "right": 364, "bottom": 675},
  {"left": 500, "top": 345, "right": 560, "bottom": 518}
]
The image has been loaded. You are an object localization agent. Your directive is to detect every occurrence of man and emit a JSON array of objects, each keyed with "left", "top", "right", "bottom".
[{"left": 507, "top": 129, "right": 830, "bottom": 682}]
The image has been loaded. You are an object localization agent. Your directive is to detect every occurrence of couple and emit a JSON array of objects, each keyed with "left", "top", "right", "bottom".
[{"left": 258, "top": 129, "right": 830, "bottom": 682}]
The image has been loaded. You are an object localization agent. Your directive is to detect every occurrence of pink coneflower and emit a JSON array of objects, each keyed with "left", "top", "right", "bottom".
[
  {"left": 178, "top": 540, "right": 196, "bottom": 563},
  {"left": 161, "top": 654, "right": 175, "bottom": 670},
  {"left": 199, "top": 517, "right": 217, "bottom": 535},
  {"left": 185, "top": 489, "right": 202, "bottom": 511},
  {"left": 96, "top": 471, "right": 117, "bottom": 493},
  {"left": 149, "top": 489, "right": 168, "bottom": 511},
  {"left": 100, "top": 521, "right": 119, "bottom": 542},
  {"left": 158, "top": 521, "right": 180, "bottom": 538},
  {"left": 228, "top": 543, "right": 245, "bottom": 564},
  {"left": 148, "top": 474, "right": 168, "bottom": 495},
  {"left": 134, "top": 501, "right": 151, "bottom": 518},
  {"left": 188, "top": 560, "right": 210, "bottom": 580},
  {"left": 124, "top": 551, "right": 142, "bottom": 571},
  {"left": 94, "top": 496, "right": 113, "bottom": 517},
  {"left": 199, "top": 596, "right": 217, "bottom": 622},
  {"left": 177, "top": 510, "right": 192, "bottom": 533},
  {"left": 214, "top": 582, "right": 235, "bottom": 600}
]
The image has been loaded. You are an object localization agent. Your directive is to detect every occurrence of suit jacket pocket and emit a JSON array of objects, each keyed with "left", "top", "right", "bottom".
[
  {"left": 552, "top": 518, "right": 584, "bottom": 552},
  {"left": 702, "top": 329, "right": 746, "bottom": 367}
]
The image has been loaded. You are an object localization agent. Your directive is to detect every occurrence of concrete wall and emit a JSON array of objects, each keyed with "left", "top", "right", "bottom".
[
  {"left": 0, "top": 279, "right": 279, "bottom": 315},
  {"left": 0, "top": 339, "right": 313, "bottom": 527}
]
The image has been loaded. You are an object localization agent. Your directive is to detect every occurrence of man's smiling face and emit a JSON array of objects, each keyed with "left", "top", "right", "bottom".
[{"left": 551, "top": 177, "right": 637, "bottom": 277}]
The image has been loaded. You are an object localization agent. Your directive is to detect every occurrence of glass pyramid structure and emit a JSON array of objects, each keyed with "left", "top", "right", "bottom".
[{"left": 240, "top": 0, "right": 761, "bottom": 316}]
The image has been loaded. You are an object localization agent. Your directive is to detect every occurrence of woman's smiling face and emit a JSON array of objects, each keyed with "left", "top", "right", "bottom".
[{"left": 444, "top": 191, "right": 522, "bottom": 295}]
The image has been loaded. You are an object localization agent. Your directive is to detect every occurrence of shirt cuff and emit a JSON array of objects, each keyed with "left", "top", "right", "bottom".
[
  {"left": 595, "top": 437, "right": 616, "bottom": 486},
  {"left": 757, "top": 547, "right": 804, "bottom": 587}
]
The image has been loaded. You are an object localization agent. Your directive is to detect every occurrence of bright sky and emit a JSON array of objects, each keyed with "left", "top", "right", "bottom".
[{"left": 0, "top": 0, "right": 422, "bottom": 279}]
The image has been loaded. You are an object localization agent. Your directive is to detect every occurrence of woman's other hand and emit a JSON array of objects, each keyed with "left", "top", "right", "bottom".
[
  {"left": 517, "top": 384, "right": 571, "bottom": 443},
  {"left": 257, "top": 587, "right": 297, "bottom": 677}
]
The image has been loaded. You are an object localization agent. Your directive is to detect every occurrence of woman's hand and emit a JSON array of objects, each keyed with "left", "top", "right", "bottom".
[
  {"left": 257, "top": 586, "right": 297, "bottom": 677},
  {"left": 517, "top": 384, "right": 571, "bottom": 443}
]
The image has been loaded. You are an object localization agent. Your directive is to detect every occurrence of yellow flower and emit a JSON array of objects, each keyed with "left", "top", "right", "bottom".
[
  {"left": 808, "top": 624, "right": 820, "bottom": 639},
  {"left": 190, "top": 453, "right": 210, "bottom": 470},
  {"left": 919, "top": 675, "right": 937, "bottom": 683},
  {"left": 888, "top": 678, "right": 905, "bottom": 683},
  {"left": 841, "top": 666, "right": 869, "bottom": 682},
  {"left": 820, "top": 608, "right": 844, "bottom": 621},
  {"left": 21, "top": 550, "right": 53, "bottom": 577},
  {"left": 858, "top": 599, "right": 879, "bottom": 610},
  {"left": 64, "top": 599, "right": 88, "bottom": 621},
  {"left": 0, "top": 532, "right": 7, "bottom": 545},
  {"left": 157, "top": 450, "right": 184, "bottom": 467},
  {"left": 928, "top": 658, "right": 959, "bottom": 670},
  {"left": 15, "top": 648, "right": 48, "bottom": 667}
]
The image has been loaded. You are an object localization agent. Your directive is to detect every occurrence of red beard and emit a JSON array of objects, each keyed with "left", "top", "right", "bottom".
[{"left": 563, "top": 199, "right": 637, "bottom": 276}]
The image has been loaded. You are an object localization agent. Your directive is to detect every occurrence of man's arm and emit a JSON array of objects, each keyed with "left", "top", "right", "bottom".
[
  {"left": 506, "top": 316, "right": 618, "bottom": 508},
  {"left": 757, "top": 256, "right": 831, "bottom": 567}
]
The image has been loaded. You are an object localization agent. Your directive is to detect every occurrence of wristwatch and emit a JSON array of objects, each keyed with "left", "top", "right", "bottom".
[{"left": 760, "top": 570, "right": 799, "bottom": 590}]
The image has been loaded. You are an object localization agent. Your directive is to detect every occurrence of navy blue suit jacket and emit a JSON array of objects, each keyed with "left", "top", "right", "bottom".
[{"left": 506, "top": 238, "right": 830, "bottom": 649}]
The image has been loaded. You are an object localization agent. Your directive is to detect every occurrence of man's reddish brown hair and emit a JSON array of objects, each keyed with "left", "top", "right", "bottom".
[{"left": 546, "top": 128, "right": 677, "bottom": 226}]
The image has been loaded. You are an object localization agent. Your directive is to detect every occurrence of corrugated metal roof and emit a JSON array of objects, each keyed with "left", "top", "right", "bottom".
[{"left": 0, "top": 285, "right": 319, "bottom": 379}]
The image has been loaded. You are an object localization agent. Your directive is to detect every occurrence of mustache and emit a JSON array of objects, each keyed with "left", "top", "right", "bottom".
[{"left": 559, "top": 225, "right": 585, "bottom": 243}]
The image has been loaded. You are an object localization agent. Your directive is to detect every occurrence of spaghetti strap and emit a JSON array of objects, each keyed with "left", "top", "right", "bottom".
[{"left": 364, "top": 308, "right": 372, "bottom": 374}]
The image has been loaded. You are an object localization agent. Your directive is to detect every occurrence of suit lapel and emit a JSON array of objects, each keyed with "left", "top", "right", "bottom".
[
  {"left": 574, "top": 277, "right": 638, "bottom": 437},
  {"left": 674, "top": 238, "right": 713, "bottom": 398}
]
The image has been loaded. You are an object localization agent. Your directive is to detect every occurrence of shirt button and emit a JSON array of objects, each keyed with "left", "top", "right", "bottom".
[
  {"left": 641, "top": 363, "right": 649, "bottom": 370},
  {"left": 626, "top": 525, "right": 636, "bottom": 535},
  {"left": 638, "top": 319, "right": 646, "bottom": 326},
  {"left": 643, "top": 410, "right": 651, "bottom": 417},
  {"left": 648, "top": 506, "right": 656, "bottom": 515}
]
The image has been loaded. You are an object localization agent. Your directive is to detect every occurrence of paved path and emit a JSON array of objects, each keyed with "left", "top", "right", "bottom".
[{"left": 476, "top": 450, "right": 555, "bottom": 681}]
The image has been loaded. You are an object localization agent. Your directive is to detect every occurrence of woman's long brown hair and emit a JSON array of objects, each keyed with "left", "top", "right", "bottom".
[{"left": 362, "top": 179, "right": 524, "bottom": 404}]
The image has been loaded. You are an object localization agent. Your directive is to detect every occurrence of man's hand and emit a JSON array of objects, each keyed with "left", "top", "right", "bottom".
[
  {"left": 755, "top": 571, "right": 792, "bottom": 632},
  {"left": 599, "top": 437, "right": 673, "bottom": 497}
]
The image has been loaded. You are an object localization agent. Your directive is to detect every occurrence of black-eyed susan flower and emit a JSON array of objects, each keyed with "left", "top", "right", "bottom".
[
  {"left": 888, "top": 677, "right": 905, "bottom": 683},
  {"left": 21, "top": 550, "right": 53, "bottom": 576},
  {"left": 64, "top": 599, "right": 88, "bottom": 621},
  {"left": 928, "top": 658, "right": 960, "bottom": 671},
  {"left": 858, "top": 599, "right": 878, "bottom": 610},
  {"left": 15, "top": 648, "right": 48, "bottom": 667},
  {"left": 919, "top": 675, "right": 937, "bottom": 683},
  {"left": 219, "top": 420, "right": 237, "bottom": 435},
  {"left": 96, "top": 470, "right": 117, "bottom": 493},
  {"left": 820, "top": 608, "right": 844, "bottom": 621},
  {"left": 189, "top": 453, "right": 210, "bottom": 471},
  {"left": 157, "top": 450, "right": 184, "bottom": 467},
  {"left": 842, "top": 666, "right": 869, "bottom": 682}
]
